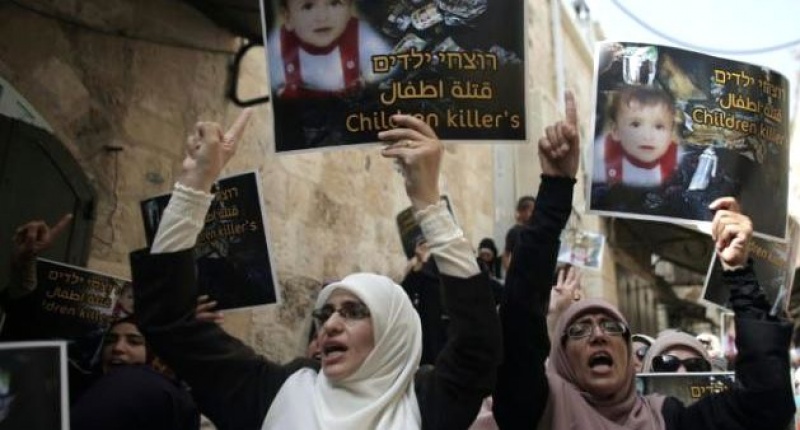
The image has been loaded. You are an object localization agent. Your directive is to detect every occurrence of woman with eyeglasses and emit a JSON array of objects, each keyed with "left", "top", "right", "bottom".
[
  {"left": 492, "top": 93, "right": 794, "bottom": 430},
  {"left": 128, "top": 110, "right": 501, "bottom": 429},
  {"left": 641, "top": 331, "right": 712, "bottom": 373}
]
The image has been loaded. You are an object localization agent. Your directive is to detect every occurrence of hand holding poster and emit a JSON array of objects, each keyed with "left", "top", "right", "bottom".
[
  {"left": 261, "top": 0, "right": 526, "bottom": 152},
  {"left": 588, "top": 42, "right": 789, "bottom": 241}
]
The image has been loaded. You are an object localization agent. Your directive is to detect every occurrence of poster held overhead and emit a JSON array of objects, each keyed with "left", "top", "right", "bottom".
[
  {"left": 588, "top": 41, "right": 789, "bottom": 241},
  {"left": 260, "top": 0, "right": 527, "bottom": 152}
]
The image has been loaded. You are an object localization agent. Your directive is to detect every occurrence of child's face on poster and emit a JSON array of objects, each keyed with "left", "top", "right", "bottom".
[
  {"left": 284, "top": 0, "right": 352, "bottom": 48},
  {"left": 612, "top": 100, "right": 674, "bottom": 164}
]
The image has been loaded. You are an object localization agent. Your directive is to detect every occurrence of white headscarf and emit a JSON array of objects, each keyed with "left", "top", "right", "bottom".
[{"left": 262, "top": 273, "right": 423, "bottom": 429}]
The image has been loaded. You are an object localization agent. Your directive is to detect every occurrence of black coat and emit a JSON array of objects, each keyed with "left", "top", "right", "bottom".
[
  {"left": 130, "top": 248, "right": 501, "bottom": 430},
  {"left": 494, "top": 175, "right": 794, "bottom": 430}
]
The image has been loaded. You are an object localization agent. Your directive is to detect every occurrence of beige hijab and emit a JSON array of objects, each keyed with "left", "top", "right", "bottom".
[
  {"left": 641, "top": 330, "right": 711, "bottom": 373},
  {"left": 543, "top": 298, "right": 666, "bottom": 430}
]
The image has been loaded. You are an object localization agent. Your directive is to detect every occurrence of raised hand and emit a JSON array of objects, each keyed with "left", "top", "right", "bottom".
[
  {"left": 709, "top": 197, "right": 751, "bottom": 269},
  {"left": 179, "top": 109, "right": 253, "bottom": 192},
  {"left": 539, "top": 91, "right": 580, "bottom": 178},
  {"left": 378, "top": 115, "right": 443, "bottom": 210},
  {"left": 550, "top": 265, "right": 582, "bottom": 314},
  {"left": 557, "top": 265, "right": 582, "bottom": 301},
  {"left": 12, "top": 213, "right": 73, "bottom": 267}
]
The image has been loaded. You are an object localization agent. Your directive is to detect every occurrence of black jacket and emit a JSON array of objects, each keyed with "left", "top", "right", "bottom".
[
  {"left": 494, "top": 175, "right": 794, "bottom": 430},
  {"left": 130, "top": 248, "right": 501, "bottom": 430}
]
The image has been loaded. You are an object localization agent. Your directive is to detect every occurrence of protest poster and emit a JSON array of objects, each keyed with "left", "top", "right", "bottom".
[
  {"left": 636, "top": 372, "right": 735, "bottom": 405},
  {"left": 0, "top": 341, "right": 68, "bottom": 430},
  {"left": 588, "top": 41, "right": 789, "bottom": 241},
  {"left": 396, "top": 195, "right": 454, "bottom": 259},
  {"left": 702, "top": 219, "right": 798, "bottom": 314},
  {"left": 32, "top": 260, "right": 121, "bottom": 373},
  {"left": 140, "top": 171, "right": 281, "bottom": 311},
  {"left": 557, "top": 229, "right": 605, "bottom": 270},
  {"left": 260, "top": 0, "right": 526, "bottom": 152}
]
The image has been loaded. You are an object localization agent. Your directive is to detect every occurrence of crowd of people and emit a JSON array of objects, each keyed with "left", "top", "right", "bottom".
[{"left": 0, "top": 91, "right": 796, "bottom": 430}]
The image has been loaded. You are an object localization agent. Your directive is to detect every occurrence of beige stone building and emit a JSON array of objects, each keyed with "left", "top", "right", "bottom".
[{"left": 0, "top": 0, "right": 733, "bottom": 370}]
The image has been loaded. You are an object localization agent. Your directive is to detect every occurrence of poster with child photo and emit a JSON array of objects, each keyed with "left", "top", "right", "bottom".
[
  {"left": 260, "top": 0, "right": 527, "bottom": 152},
  {"left": 588, "top": 41, "right": 789, "bottom": 241}
]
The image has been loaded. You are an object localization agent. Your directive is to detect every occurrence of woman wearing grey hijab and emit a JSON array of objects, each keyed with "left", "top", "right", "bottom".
[
  {"left": 641, "top": 331, "right": 711, "bottom": 373},
  {"left": 492, "top": 92, "right": 794, "bottom": 430}
]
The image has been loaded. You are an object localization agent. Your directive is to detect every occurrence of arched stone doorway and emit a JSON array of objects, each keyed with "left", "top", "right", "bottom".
[{"left": 0, "top": 114, "right": 95, "bottom": 284}]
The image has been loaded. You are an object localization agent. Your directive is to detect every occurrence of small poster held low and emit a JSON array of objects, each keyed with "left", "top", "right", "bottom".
[
  {"left": 141, "top": 171, "right": 281, "bottom": 311},
  {"left": 32, "top": 259, "right": 122, "bottom": 373},
  {"left": 636, "top": 372, "right": 735, "bottom": 405},
  {"left": 557, "top": 229, "right": 605, "bottom": 270},
  {"left": 0, "top": 341, "right": 69, "bottom": 430}
]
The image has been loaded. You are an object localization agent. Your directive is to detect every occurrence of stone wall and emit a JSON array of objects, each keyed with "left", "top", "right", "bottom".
[{"left": 0, "top": 0, "right": 499, "bottom": 362}]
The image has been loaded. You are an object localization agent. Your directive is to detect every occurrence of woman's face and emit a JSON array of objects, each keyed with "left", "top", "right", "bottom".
[
  {"left": 478, "top": 248, "right": 495, "bottom": 264},
  {"left": 101, "top": 322, "right": 147, "bottom": 373},
  {"left": 316, "top": 290, "right": 374, "bottom": 381},
  {"left": 564, "top": 312, "right": 630, "bottom": 398}
]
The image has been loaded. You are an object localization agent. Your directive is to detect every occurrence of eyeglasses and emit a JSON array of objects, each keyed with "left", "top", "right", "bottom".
[
  {"left": 635, "top": 345, "right": 649, "bottom": 361},
  {"left": 311, "top": 301, "right": 371, "bottom": 329},
  {"left": 564, "top": 320, "right": 628, "bottom": 339},
  {"left": 650, "top": 354, "right": 711, "bottom": 372}
]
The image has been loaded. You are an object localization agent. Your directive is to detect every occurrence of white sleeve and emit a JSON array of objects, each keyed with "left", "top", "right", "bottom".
[
  {"left": 151, "top": 182, "right": 214, "bottom": 254},
  {"left": 416, "top": 200, "right": 480, "bottom": 278}
]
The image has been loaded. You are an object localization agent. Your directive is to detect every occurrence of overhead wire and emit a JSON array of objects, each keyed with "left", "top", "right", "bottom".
[{"left": 610, "top": 0, "right": 800, "bottom": 55}]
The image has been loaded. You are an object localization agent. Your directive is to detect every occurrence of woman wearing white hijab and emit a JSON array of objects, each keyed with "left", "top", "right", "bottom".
[
  {"left": 129, "top": 110, "right": 501, "bottom": 429},
  {"left": 492, "top": 93, "right": 794, "bottom": 430}
]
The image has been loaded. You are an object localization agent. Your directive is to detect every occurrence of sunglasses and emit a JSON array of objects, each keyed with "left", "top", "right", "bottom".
[
  {"left": 650, "top": 354, "right": 711, "bottom": 372},
  {"left": 311, "top": 301, "right": 371, "bottom": 329},
  {"left": 564, "top": 320, "right": 628, "bottom": 339}
]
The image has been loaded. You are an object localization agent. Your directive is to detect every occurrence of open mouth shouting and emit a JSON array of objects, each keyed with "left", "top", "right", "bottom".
[
  {"left": 321, "top": 340, "right": 348, "bottom": 364},
  {"left": 588, "top": 351, "right": 614, "bottom": 374}
]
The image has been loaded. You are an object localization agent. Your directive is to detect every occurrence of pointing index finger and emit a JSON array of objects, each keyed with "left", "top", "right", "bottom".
[
  {"left": 564, "top": 90, "right": 578, "bottom": 127},
  {"left": 49, "top": 213, "right": 74, "bottom": 240},
  {"left": 224, "top": 108, "right": 254, "bottom": 144}
]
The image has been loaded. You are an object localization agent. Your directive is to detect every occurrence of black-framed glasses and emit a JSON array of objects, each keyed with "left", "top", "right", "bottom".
[
  {"left": 651, "top": 354, "right": 711, "bottom": 372},
  {"left": 635, "top": 345, "right": 649, "bottom": 361},
  {"left": 564, "top": 320, "right": 627, "bottom": 339},
  {"left": 311, "top": 301, "right": 371, "bottom": 329}
]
